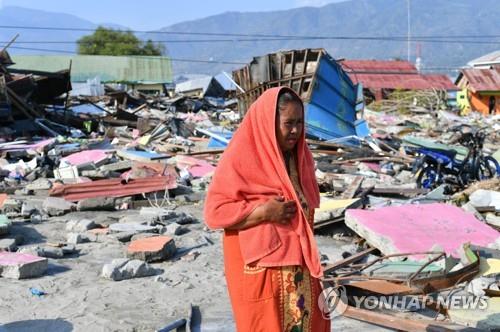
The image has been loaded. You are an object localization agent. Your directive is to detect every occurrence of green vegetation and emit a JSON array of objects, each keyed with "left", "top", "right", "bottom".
[{"left": 77, "top": 26, "right": 164, "bottom": 56}]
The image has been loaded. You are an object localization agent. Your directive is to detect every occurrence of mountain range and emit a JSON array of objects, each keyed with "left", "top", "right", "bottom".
[{"left": 1, "top": 0, "right": 499, "bottom": 77}]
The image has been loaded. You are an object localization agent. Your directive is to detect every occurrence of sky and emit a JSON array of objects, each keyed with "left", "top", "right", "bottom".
[{"left": 0, "top": 0, "right": 345, "bottom": 30}]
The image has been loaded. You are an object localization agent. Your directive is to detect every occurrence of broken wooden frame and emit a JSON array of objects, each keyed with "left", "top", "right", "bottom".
[
  {"left": 324, "top": 250, "right": 480, "bottom": 294},
  {"left": 322, "top": 248, "right": 481, "bottom": 330}
]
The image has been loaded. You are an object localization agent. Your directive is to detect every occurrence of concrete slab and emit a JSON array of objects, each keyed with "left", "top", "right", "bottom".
[
  {"left": 0, "top": 252, "right": 48, "bottom": 279},
  {"left": 127, "top": 236, "right": 176, "bottom": 262},
  {"left": 345, "top": 203, "right": 500, "bottom": 260},
  {"left": 43, "top": 197, "right": 75, "bottom": 216}
]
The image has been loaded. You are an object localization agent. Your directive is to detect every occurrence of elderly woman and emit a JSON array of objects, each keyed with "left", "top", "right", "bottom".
[{"left": 204, "top": 87, "right": 330, "bottom": 332}]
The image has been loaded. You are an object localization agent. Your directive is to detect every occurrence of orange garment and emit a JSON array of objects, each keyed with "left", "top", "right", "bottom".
[
  {"left": 224, "top": 229, "right": 330, "bottom": 332},
  {"left": 204, "top": 87, "right": 322, "bottom": 278}
]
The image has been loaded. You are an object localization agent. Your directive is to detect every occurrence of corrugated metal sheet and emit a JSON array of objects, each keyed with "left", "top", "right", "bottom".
[
  {"left": 348, "top": 73, "right": 456, "bottom": 90},
  {"left": 340, "top": 60, "right": 418, "bottom": 74},
  {"left": 461, "top": 67, "right": 500, "bottom": 92},
  {"left": 467, "top": 50, "right": 500, "bottom": 67},
  {"left": 341, "top": 60, "right": 456, "bottom": 90},
  {"left": 49, "top": 176, "right": 177, "bottom": 201},
  {"left": 420, "top": 74, "right": 458, "bottom": 90},
  {"left": 11, "top": 55, "right": 173, "bottom": 84}
]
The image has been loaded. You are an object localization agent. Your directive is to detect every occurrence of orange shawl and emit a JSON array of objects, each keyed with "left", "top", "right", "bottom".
[{"left": 204, "top": 87, "right": 322, "bottom": 278}]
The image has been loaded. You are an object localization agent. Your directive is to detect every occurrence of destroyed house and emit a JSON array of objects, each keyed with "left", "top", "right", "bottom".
[
  {"left": 455, "top": 67, "right": 500, "bottom": 116},
  {"left": 174, "top": 76, "right": 226, "bottom": 98},
  {"left": 0, "top": 50, "right": 71, "bottom": 122},
  {"left": 339, "top": 60, "right": 457, "bottom": 102},
  {"left": 467, "top": 50, "right": 500, "bottom": 69},
  {"left": 11, "top": 55, "right": 173, "bottom": 95},
  {"left": 233, "top": 48, "right": 365, "bottom": 140}
]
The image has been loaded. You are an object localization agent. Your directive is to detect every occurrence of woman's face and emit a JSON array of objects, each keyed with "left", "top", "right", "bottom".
[{"left": 275, "top": 101, "right": 303, "bottom": 152}]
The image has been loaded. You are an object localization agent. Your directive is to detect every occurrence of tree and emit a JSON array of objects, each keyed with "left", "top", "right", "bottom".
[{"left": 77, "top": 26, "right": 164, "bottom": 56}]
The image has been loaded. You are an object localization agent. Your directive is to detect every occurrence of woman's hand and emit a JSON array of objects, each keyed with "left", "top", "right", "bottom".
[
  {"left": 262, "top": 196, "right": 297, "bottom": 224},
  {"left": 226, "top": 196, "right": 297, "bottom": 230}
]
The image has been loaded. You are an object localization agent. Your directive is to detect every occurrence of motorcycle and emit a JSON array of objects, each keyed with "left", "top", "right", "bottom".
[{"left": 411, "top": 125, "right": 500, "bottom": 190}]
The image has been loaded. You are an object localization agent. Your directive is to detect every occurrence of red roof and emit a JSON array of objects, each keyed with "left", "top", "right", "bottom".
[
  {"left": 422, "top": 74, "right": 458, "bottom": 90},
  {"left": 340, "top": 60, "right": 418, "bottom": 74},
  {"left": 347, "top": 73, "right": 456, "bottom": 90},
  {"left": 460, "top": 67, "right": 500, "bottom": 92},
  {"left": 340, "top": 60, "right": 456, "bottom": 90}
]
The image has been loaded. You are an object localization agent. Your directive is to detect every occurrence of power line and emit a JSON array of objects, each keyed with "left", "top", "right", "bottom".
[
  {"left": 3, "top": 46, "right": 473, "bottom": 70},
  {"left": 0, "top": 24, "right": 499, "bottom": 41},
  {"left": 2, "top": 37, "right": 499, "bottom": 45}
]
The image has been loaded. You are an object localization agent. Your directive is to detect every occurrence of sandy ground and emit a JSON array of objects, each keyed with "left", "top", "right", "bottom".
[{"left": 0, "top": 197, "right": 390, "bottom": 332}]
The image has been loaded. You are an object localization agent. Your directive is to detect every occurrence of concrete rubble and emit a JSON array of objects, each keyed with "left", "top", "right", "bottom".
[
  {"left": 126, "top": 236, "right": 177, "bottom": 262},
  {"left": 0, "top": 252, "right": 48, "bottom": 279},
  {"left": 0, "top": 45, "right": 498, "bottom": 331},
  {"left": 102, "top": 258, "right": 162, "bottom": 281}
]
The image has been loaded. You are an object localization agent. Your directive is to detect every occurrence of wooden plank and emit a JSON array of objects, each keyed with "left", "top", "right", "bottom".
[
  {"left": 347, "top": 280, "right": 414, "bottom": 295},
  {"left": 342, "top": 304, "right": 471, "bottom": 331},
  {"left": 341, "top": 176, "right": 364, "bottom": 199}
]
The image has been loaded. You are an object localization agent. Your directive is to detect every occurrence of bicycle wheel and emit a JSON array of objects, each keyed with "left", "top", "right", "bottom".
[
  {"left": 476, "top": 156, "right": 499, "bottom": 180},
  {"left": 416, "top": 165, "right": 441, "bottom": 189}
]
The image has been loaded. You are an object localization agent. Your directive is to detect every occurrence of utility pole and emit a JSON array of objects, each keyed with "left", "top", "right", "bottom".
[{"left": 407, "top": 0, "right": 411, "bottom": 62}]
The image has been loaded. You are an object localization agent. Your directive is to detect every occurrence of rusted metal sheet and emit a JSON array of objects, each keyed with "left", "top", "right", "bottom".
[
  {"left": 49, "top": 176, "right": 177, "bottom": 201},
  {"left": 326, "top": 251, "right": 480, "bottom": 295},
  {"left": 341, "top": 60, "right": 418, "bottom": 74},
  {"left": 340, "top": 60, "right": 457, "bottom": 91},
  {"left": 347, "top": 73, "right": 456, "bottom": 90},
  {"left": 459, "top": 67, "right": 500, "bottom": 93}
]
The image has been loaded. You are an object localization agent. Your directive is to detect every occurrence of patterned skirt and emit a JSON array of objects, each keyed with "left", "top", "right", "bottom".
[{"left": 223, "top": 230, "right": 330, "bottom": 332}]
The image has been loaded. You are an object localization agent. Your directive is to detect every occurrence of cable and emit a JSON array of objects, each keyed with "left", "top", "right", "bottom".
[
  {"left": 1, "top": 38, "right": 500, "bottom": 45},
  {"left": 0, "top": 24, "right": 499, "bottom": 41}
]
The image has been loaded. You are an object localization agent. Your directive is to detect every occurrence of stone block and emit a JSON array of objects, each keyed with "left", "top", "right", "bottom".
[
  {"left": 43, "top": 197, "right": 75, "bottom": 216},
  {"left": 77, "top": 197, "right": 115, "bottom": 211},
  {"left": 67, "top": 232, "right": 88, "bottom": 244},
  {"left": 0, "top": 252, "right": 48, "bottom": 279},
  {"left": 66, "top": 219, "right": 97, "bottom": 232},
  {"left": 0, "top": 238, "right": 17, "bottom": 251},
  {"left": 20, "top": 246, "right": 64, "bottom": 259},
  {"left": 162, "top": 222, "right": 186, "bottom": 236},
  {"left": 21, "top": 201, "right": 39, "bottom": 217},
  {"left": 101, "top": 258, "right": 160, "bottom": 281},
  {"left": 112, "top": 232, "right": 136, "bottom": 243},
  {"left": 126, "top": 236, "right": 176, "bottom": 262}
]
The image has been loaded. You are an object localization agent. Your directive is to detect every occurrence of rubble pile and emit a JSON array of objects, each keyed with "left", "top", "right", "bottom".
[{"left": 0, "top": 46, "right": 499, "bottom": 330}]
